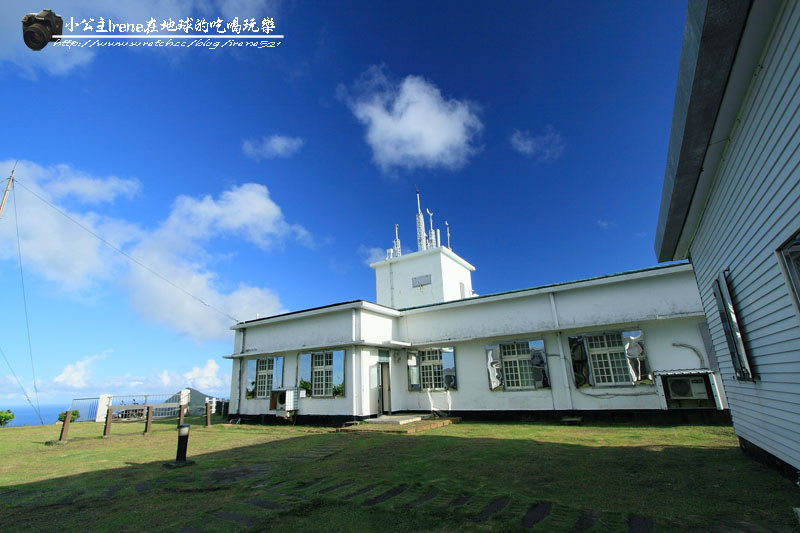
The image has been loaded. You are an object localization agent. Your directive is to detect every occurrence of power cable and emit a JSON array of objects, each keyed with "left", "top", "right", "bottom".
[
  {"left": 13, "top": 179, "right": 240, "bottom": 324},
  {"left": 0, "top": 343, "right": 41, "bottom": 423},
  {"left": 11, "top": 181, "right": 43, "bottom": 424}
]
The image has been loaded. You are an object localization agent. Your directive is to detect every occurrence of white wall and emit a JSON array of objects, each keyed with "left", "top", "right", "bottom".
[
  {"left": 388, "top": 316, "right": 715, "bottom": 413},
  {"left": 232, "top": 349, "right": 355, "bottom": 417},
  {"left": 402, "top": 267, "right": 702, "bottom": 346},
  {"left": 239, "top": 310, "right": 354, "bottom": 354},
  {"left": 687, "top": 2, "right": 800, "bottom": 469},
  {"left": 373, "top": 247, "right": 474, "bottom": 309},
  {"left": 227, "top": 266, "right": 720, "bottom": 417}
]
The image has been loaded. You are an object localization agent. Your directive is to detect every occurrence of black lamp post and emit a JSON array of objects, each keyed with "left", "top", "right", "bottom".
[{"left": 164, "top": 423, "right": 195, "bottom": 468}]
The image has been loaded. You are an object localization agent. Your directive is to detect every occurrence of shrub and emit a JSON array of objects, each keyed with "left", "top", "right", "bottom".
[
  {"left": 0, "top": 410, "right": 14, "bottom": 426},
  {"left": 58, "top": 410, "right": 80, "bottom": 423}
]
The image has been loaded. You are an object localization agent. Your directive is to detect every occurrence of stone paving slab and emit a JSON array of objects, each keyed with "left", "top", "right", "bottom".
[
  {"left": 476, "top": 496, "right": 511, "bottom": 520},
  {"left": 628, "top": 514, "right": 654, "bottom": 533},
  {"left": 408, "top": 490, "right": 438, "bottom": 507},
  {"left": 56, "top": 491, "right": 84, "bottom": 505},
  {"left": 342, "top": 483, "right": 379, "bottom": 500},
  {"left": 572, "top": 510, "right": 596, "bottom": 532},
  {"left": 247, "top": 497, "right": 285, "bottom": 510},
  {"left": 337, "top": 417, "right": 460, "bottom": 434},
  {"left": 209, "top": 510, "right": 258, "bottom": 528},
  {"left": 449, "top": 493, "right": 471, "bottom": 507},
  {"left": 522, "top": 502, "right": 553, "bottom": 528},
  {"left": 363, "top": 485, "right": 407, "bottom": 506},
  {"left": 316, "top": 480, "right": 353, "bottom": 495}
]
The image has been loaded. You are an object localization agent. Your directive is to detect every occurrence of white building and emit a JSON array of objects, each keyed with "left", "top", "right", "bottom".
[
  {"left": 655, "top": 0, "right": 800, "bottom": 471},
  {"left": 227, "top": 193, "right": 726, "bottom": 422}
]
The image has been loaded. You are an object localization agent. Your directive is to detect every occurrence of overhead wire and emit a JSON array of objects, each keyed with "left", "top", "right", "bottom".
[
  {"left": 12, "top": 178, "right": 240, "bottom": 323},
  {"left": 11, "top": 181, "right": 43, "bottom": 424},
  {"left": 0, "top": 343, "right": 40, "bottom": 418}
]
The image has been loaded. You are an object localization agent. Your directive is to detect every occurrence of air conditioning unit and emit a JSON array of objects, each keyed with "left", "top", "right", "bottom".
[
  {"left": 284, "top": 388, "right": 299, "bottom": 411},
  {"left": 270, "top": 390, "right": 286, "bottom": 411},
  {"left": 667, "top": 376, "right": 708, "bottom": 400}
]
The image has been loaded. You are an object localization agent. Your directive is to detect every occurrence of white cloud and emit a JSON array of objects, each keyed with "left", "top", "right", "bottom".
[
  {"left": 125, "top": 183, "right": 305, "bottom": 340},
  {"left": 183, "top": 359, "right": 223, "bottom": 391},
  {"left": 597, "top": 219, "right": 616, "bottom": 230},
  {"left": 48, "top": 174, "right": 140, "bottom": 204},
  {"left": 158, "top": 183, "right": 310, "bottom": 249},
  {"left": 0, "top": 159, "right": 308, "bottom": 341},
  {"left": 510, "top": 126, "right": 565, "bottom": 161},
  {"left": 359, "top": 245, "right": 386, "bottom": 265},
  {"left": 2, "top": 0, "right": 281, "bottom": 77},
  {"left": 53, "top": 351, "right": 108, "bottom": 389},
  {"left": 0, "top": 161, "right": 141, "bottom": 291},
  {"left": 242, "top": 135, "right": 304, "bottom": 160},
  {"left": 101, "top": 362, "right": 229, "bottom": 396},
  {"left": 341, "top": 65, "right": 483, "bottom": 172}
]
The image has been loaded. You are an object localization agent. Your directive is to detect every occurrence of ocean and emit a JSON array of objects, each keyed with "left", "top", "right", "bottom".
[{"left": 3, "top": 404, "right": 68, "bottom": 427}]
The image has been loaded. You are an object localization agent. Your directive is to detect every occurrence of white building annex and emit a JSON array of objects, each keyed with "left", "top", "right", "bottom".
[
  {"left": 226, "top": 193, "right": 728, "bottom": 422},
  {"left": 655, "top": 0, "right": 800, "bottom": 472}
]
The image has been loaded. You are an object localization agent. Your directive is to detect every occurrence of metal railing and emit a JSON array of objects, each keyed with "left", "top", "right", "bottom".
[{"left": 68, "top": 397, "right": 99, "bottom": 422}]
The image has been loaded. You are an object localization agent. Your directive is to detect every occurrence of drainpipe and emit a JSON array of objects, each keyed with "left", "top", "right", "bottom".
[
  {"left": 235, "top": 329, "right": 246, "bottom": 416},
  {"left": 549, "top": 293, "right": 574, "bottom": 410},
  {"left": 352, "top": 344, "right": 359, "bottom": 420}
]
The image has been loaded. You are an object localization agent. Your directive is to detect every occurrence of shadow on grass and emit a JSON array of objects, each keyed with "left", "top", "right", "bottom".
[{"left": 0, "top": 423, "right": 797, "bottom": 532}]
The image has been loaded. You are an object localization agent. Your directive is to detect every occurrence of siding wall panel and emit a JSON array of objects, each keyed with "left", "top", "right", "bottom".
[{"left": 688, "top": 1, "right": 800, "bottom": 469}]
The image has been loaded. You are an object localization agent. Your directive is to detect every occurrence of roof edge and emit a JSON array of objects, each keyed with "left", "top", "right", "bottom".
[{"left": 655, "top": 0, "right": 752, "bottom": 261}]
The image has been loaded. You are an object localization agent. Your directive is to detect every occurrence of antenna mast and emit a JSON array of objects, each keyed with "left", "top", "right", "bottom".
[
  {"left": 0, "top": 163, "right": 17, "bottom": 219},
  {"left": 415, "top": 190, "right": 427, "bottom": 251},
  {"left": 426, "top": 208, "right": 436, "bottom": 248},
  {"left": 445, "top": 221, "right": 451, "bottom": 249},
  {"left": 392, "top": 223, "right": 402, "bottom": 258}
]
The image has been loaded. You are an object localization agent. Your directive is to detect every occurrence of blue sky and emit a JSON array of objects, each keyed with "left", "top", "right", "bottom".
[{"left": 0, "top": 0, "right": 687, "bottom": 415}]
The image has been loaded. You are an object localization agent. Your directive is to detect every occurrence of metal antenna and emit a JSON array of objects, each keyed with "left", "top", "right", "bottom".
[
  {"left": 0, "top": 161, "right": 18, "bottom": 219},
  {"left": 445, "top": 221, "right": 451, "bottom": 248},
  {"left": 426, "top": 208, "right": 436, "bottom": 248},
  {"left": 415, "top": 190, "right": 427, "bottom": 251},
  {"left": 392, "top": 223, "right": 402, "bottom": 257}
]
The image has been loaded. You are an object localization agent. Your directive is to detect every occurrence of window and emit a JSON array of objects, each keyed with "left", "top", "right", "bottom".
[
  {"left": 586, "top": 333, "right": 633, "bottom": 385},
  {"left": 712, "top": 270, "right": 754, "bottom": 381},
  {"left": 570, "top": 331, "right": 646, "bottom": 387},
  {"left": 245, "top": 357, "right": 284, "bottom": 400},
  {"left": 407, "top": 352, "right": 420, "bottom": 391},
  {"left": 779, "top": 230, "right": 800, "bottom": 319},
  {"left": 244, "top": 359, "right": 257, "bottom": 399},
  {"left": 408, "top": 347, "right": 456, "bottom": 391},
  {"left": 486, "top": 339, "right": 548, "bottom": 391},
  {"left": 312, "top": 352, "right": 333, "bottom": 396},
  {"left": 420, "top": 349, "right": 444, "bottom": 389},
  {"left": 298, "top": 350, "right": 345, "bottom": 397}
]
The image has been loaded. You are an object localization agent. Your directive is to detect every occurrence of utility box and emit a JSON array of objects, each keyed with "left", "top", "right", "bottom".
[{"left": 270, "top": 388, "right": 299, "bottom": 413}]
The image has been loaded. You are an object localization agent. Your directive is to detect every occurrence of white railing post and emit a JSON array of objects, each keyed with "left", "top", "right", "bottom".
[{"left": 96, "top": 394, "right": 112, "bottom": 423}]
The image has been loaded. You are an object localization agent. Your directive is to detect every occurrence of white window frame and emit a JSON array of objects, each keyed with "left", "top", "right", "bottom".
[
  {"left": 500, "top": 342, "right": 537, "bottom": 390},
  {"left": 778, "top": 228, "right": 800, "bottom": 323},
  {"left": 255, "top": 358, "right": 274, "bottom": 398},
  {"left": 312, "top": 352, "right": 333, "bottom": 397},
  {"left": 420, "top": 349, "right": 444, "bottom": 390},
  {"left": 586, "top": 333, "right": 634, "bottom": 386}
]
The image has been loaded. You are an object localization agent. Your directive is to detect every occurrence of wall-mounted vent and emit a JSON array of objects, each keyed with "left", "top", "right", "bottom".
[
  {"left": 667, "top": 377, "right": 708, "bottom": 400},
  {"left": 412, "top": 274, "right": 431, "bottom": 288}
]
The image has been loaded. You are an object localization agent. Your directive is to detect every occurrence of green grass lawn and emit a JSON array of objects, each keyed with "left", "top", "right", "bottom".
[{"left": 0, "top": 417, "right": 797, "bottom": 532}]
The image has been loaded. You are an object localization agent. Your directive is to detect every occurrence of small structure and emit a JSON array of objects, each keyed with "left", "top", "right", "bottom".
[
  {"left": 226, "top": 193, "right": 726, "bottom": 422},
  {"left": 656, "top": 0, "right": 800, "bottom": 471}
]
